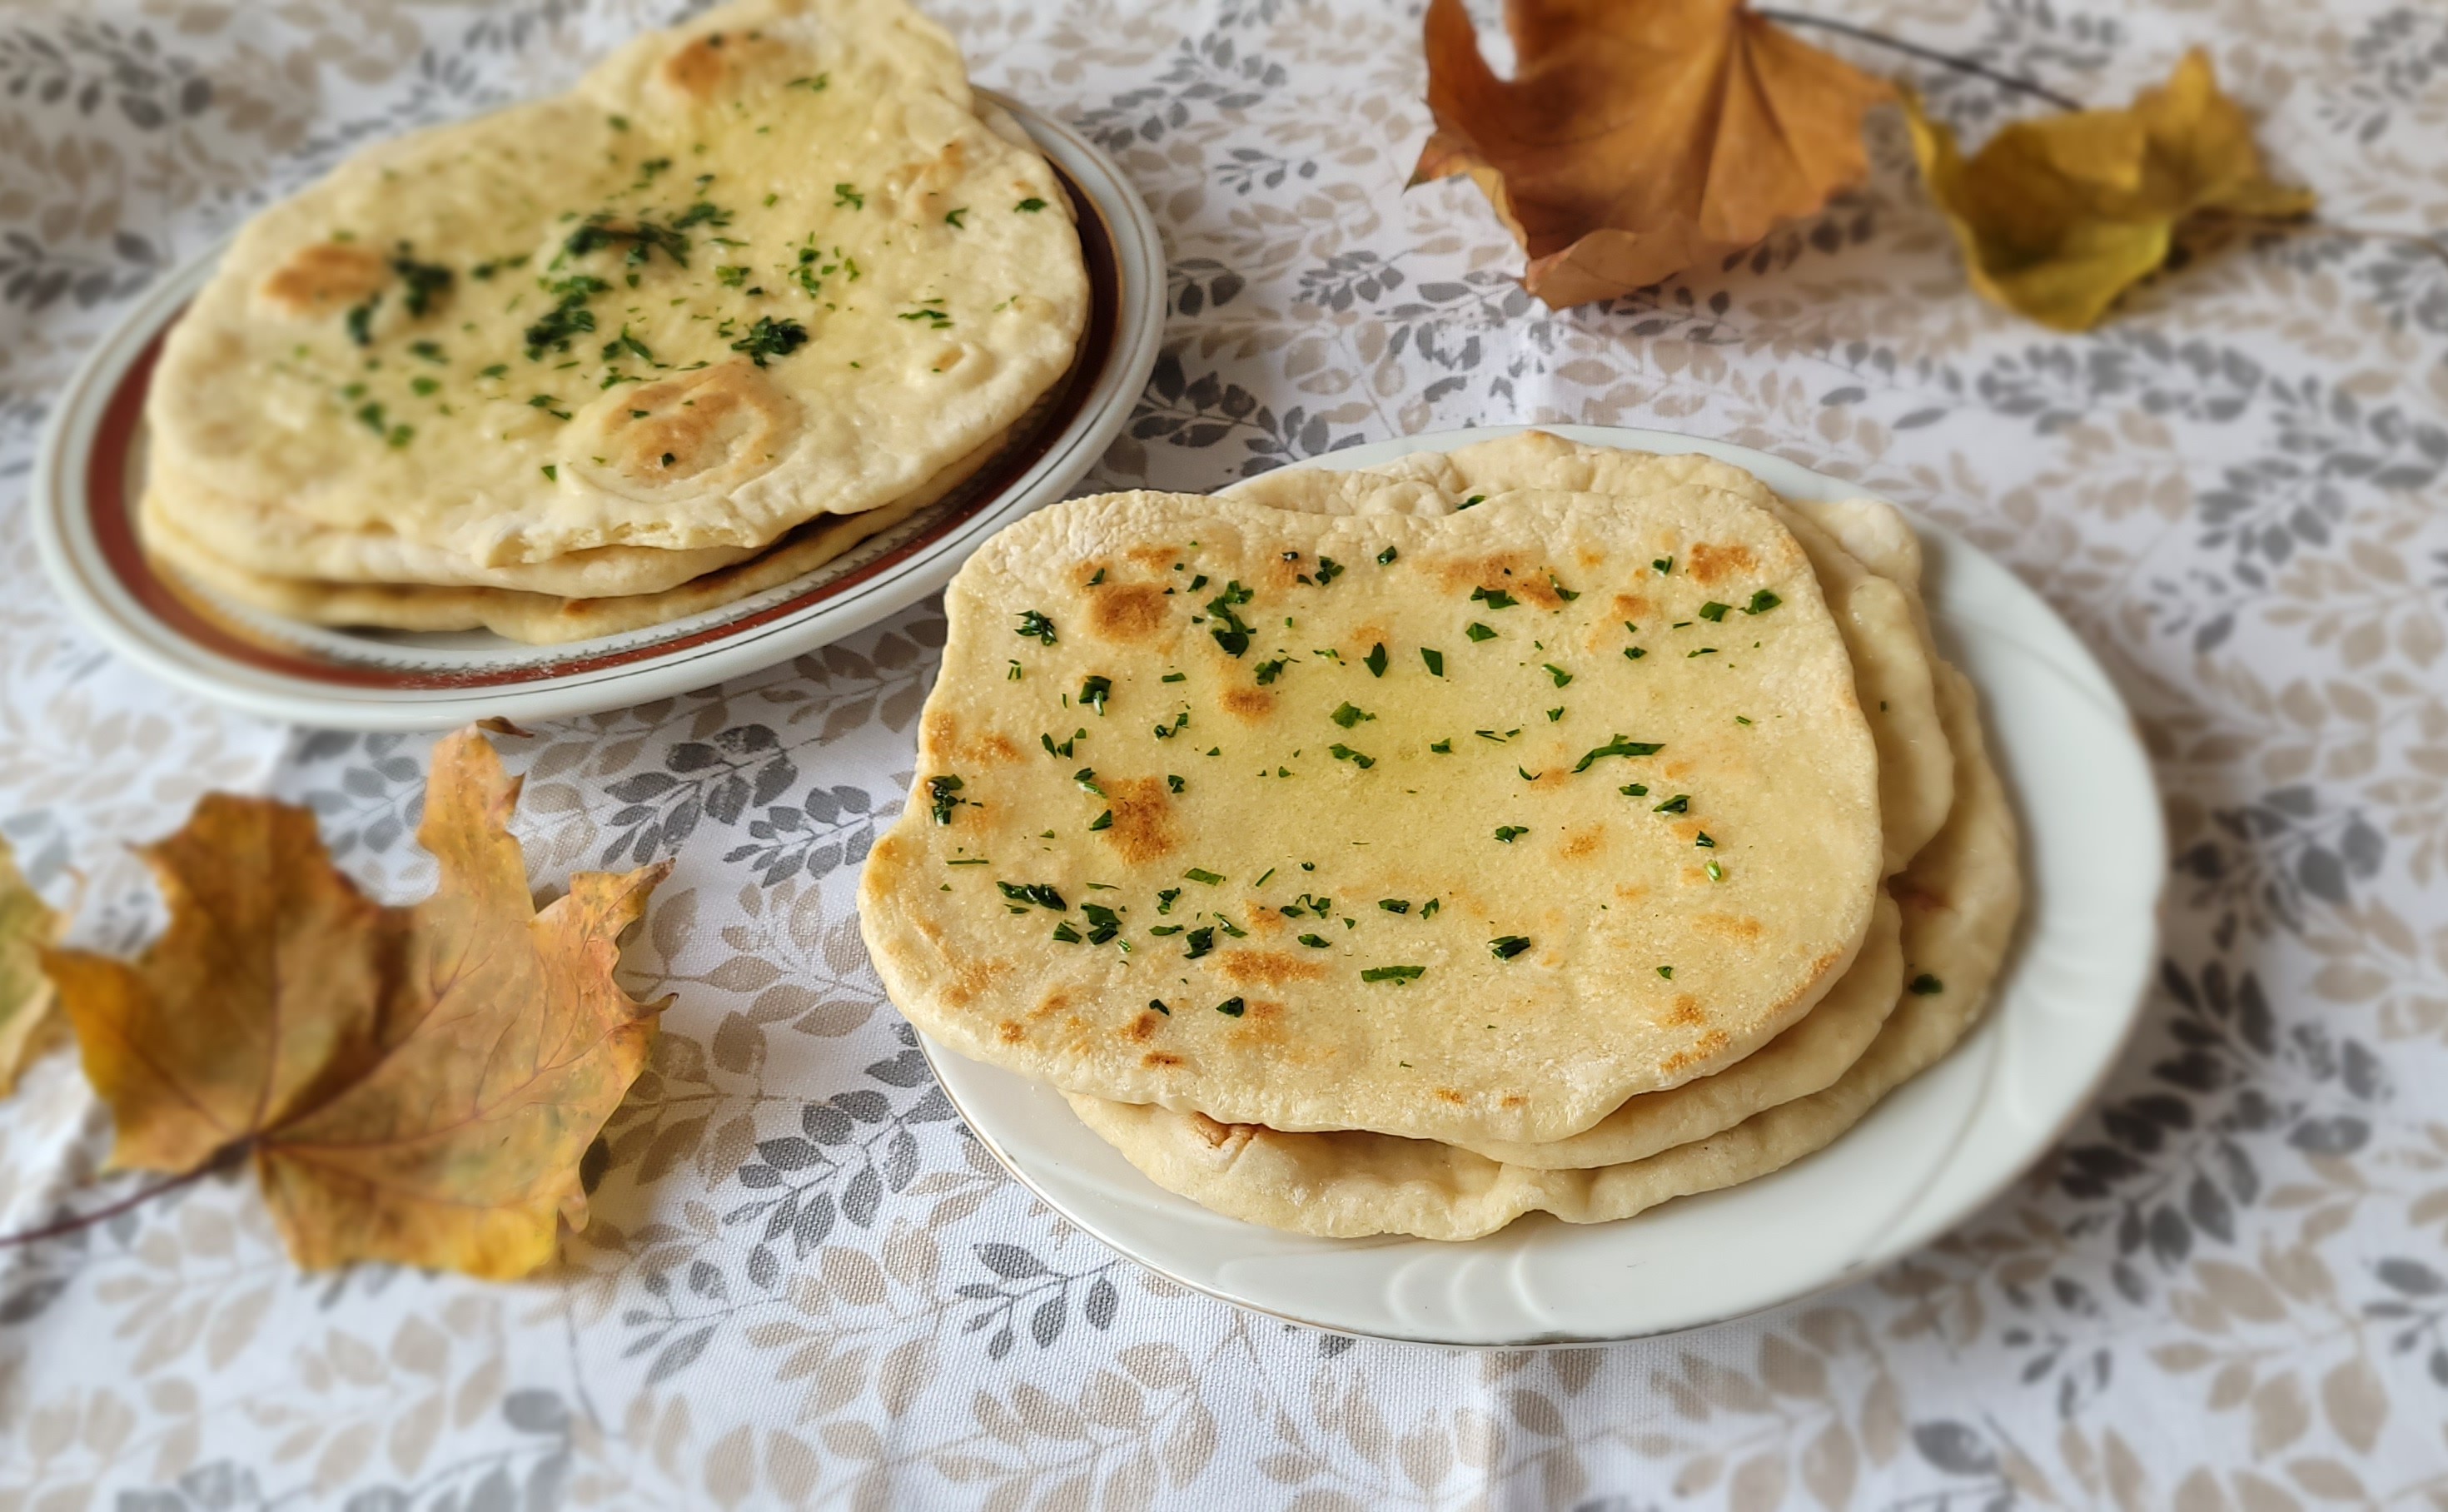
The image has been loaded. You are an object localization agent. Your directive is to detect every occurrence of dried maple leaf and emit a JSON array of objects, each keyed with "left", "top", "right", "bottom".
[
  {"left": 1415, "top": 0, "right": 1893, "bottom": 307},
  {"left": 1903, "top": 50, "right": 2316, "bottom": 331},
  {"left": 0, "top": 837, "right": 62, "bottom": 1096},
  {"left": 47, "top": 727, "right": 672, "bottom": 1278}
]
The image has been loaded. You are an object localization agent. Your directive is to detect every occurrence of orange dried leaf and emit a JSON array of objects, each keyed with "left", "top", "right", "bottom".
[
  {"left": 47, "top": 727, "right": 672, "bottom": 1278},
  {"left": 1416, "top": 0, "right": 1893, "bottom": 307},
  {"left": 0, "top": 837, "right": 62, "bottom": 1095},
  {"left": 1904, "top": 50, "right": 2316, "bottom": 331}
]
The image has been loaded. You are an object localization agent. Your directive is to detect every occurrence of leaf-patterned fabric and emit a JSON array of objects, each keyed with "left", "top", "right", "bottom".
[{"left": 2, "top": 1, "right": 2445, "bottom": 1506}]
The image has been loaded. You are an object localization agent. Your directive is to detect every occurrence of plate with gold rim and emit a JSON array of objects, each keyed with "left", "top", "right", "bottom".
[{"left": 32, "top": 91, "right": 1164, "bottom": 733}]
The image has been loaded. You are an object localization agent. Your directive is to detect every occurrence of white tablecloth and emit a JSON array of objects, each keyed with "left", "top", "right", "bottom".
[{"left": 2, "top": 0, "right": 2445, "bottom": 1505}]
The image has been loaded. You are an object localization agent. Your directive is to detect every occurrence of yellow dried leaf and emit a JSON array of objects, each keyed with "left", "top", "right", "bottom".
[
  {"left": 1415, "top": 0, "right": 1893, "bottom": 307},
  {"left": 0, "top": 837, "right": 63, "bottom": 1095},
  {"left": 47, "top": 727, "right": 672, "bottom": 1278},
  {"left": 1904, "top": 50, "right": 2315, "bottom": 331}
]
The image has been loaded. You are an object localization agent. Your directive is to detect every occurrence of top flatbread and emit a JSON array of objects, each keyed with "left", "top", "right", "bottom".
[
  {"left": 858, "top": 482, "right": 1883, "bottom": 1146},
  {"left": 1249, "top": 433, "right": 1953, "bottom": 872},
  {"left": 147, "top": 0, "right": 1087, "bottom": 579}
]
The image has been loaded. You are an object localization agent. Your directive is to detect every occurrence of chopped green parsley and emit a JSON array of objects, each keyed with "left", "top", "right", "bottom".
[
  {"left": 1910, "top": 973, "right": 1945, "bottom": 995},
  {"left": 1213, "top": 996, "right": 1246, "bottom": 1017},
  {"left": 1421, "top": 648, "right": 1445, "bottom": 677},
  {"left": 1698, "top": 601, "right": 1732, "bottom": 622},
  {"left": 1015, "top": 609, "right": 1057, "bottom": 645},
  {"left": 1465, "top": 622, "right": 1497, "bottom": 643},
  {"left": 1488, "top": 936, "right": 1532, "bottom": 960},
  {"left": 1328, "top": 744, "right": 1375, "bottom": 769},
  {"left": 1361, "top": 965, "right": 1426, "bottom": 984},
  {"left": 729, "top": 314, "right": 809, "bottom": 366},
  {"left": 1493, "top": 825, "right": 1528, "bottom": 843},
  {"left": 1329, "top": 702, "right": 1375, "bottom": 729},
  {"left": 1365, "top": 642, "right": 1388, "bottom": 678},
  {"left": 997, "top": 881, "right": 1067, "bottom": 912},
  {"left": 1573, "top": 735, "right": 1664, "bottom": 773},
  {"left": 926, "top": 774, "right": 967, "bottom": 825}
]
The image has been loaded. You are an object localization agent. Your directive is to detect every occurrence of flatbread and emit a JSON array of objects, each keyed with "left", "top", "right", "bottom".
[
  {"left": 147, "top": 0, "right": 1087, "bottom": 579},
  {"left": 141, "top": 425, "right": 1008, "bottom": 644},
  {"left": 1223, "top": 446, "right": 1933, "bottom": 1167},
  {"left": 1066, "top": 657, "right": 2020, "bottom": 1238},
  {"left": 1460, "top": 893, "right": 1899, "bottom": 1168},
  {"left": 858, "top": 482, "right": 1883, "bottom": 1146},
  {"left": 1253, "top": 434, "right": 1952, "bottom": 873}
]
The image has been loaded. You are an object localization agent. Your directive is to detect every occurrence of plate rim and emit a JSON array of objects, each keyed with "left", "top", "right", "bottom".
[
  {"left": 919, "top": 421, "right": 2167, "bottom": 1347},
  {"left": 30, "top": 89, "right": 1166, "bottom": 733}
]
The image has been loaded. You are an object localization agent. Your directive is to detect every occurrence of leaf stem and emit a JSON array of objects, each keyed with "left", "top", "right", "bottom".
[
  {"left": 1755, "top": 8, "right": 2086, "bottom": 111},
  {"left": 0, "top": 1154, "right": 232, "bottom": 1249}
]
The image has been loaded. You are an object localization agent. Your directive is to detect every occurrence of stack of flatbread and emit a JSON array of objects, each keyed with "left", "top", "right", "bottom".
[
  {"left": 859, "top": 430, "right": 2021, "bottom": 1241},
  {"left": 141, "top": 0, "right": 1087, "bottom": 645}
]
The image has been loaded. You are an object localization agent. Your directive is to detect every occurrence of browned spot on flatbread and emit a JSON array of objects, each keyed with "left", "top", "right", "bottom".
[
  {"left": 1030, "top": 988, "right": 1074, "bottom": 1022},
  {"left": 1125, "top": 1012, "right": 1162, "bottom": 1044},
  {"left": 1687, "top": 541, "right": 1757, "bottom": 586},
  {"left": 1667, "top": 994, "right": 1705, "bottom": 1027},
  {"left": 1501, "top": 1094, "right": 1527, "bottom": 1109},
  {"left": 1558, "top": 826, "right": 1606, "bottom": 860},
  {"left": 1126, "top": 545, "right": 1175, "bottom": 571},
  {"left": 1694, "top": 913, "right": 1764, "bottom": 942},
  {"left": 1657, "top": 1028, "right": 1731, "bottom": 1077},
  {"left": 1671, "top": 819, "right": 1706, "bottom": 844},
  {"left": 1246, "top": 907, "right": 1286, "bottom": 937},
  {"left": 1220, "top": 686, "right": 1275, "bottom": 721},
  {"left": 923, "top": 709, "right": 1024, "bottom": 768},
  {"left": 1434, "top": 1087, "right": 1469, "bottom": 1105},
  {"left": 1614, "top": 883, "right": 1649, "bottom": 904},
  {"left": 1219, "top": 951, "right": 1326, "bottom": 987},
  {"left": 657, "top": 29, "right": 781, "bottom": 99},
  {"left": 592, "top": 361, "right": 798, "bottom": 489},
  {"left": 1090, "top": 583, "right": 1168, "bottom": 642},
  {"left": 943, "top": 957, "right": 1007, "bottom": 1010},
  {"left": 1098, "top": 777, "right": 1178, "bottom": 864},
  {"left": 261, "top": 242, "right": 391, "bottom": 316},
  {"left": 1433, "top": 552, "right": 1534, "bottom": 598},
  {"left": 997, "top": 1021, "right": 1026, "bottom": 1045},
  {"left": 1142, "top": 1051, "right": 1183, "bottom": 1068},
  {"left": 1611, "top": 593, "right": 1652, "bottom": 622}
]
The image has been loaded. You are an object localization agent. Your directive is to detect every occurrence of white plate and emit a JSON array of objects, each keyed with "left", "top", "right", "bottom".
[
  {"left": 922, "top": 424, "right": 2163, "bottom": 1346},
  {"left": 31, "top": 92, "right": 1165, "bottom": 733}
]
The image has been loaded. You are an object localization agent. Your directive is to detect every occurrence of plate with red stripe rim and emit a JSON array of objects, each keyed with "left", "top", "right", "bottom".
[
  {"left": 32, "top": 90, "right": 1164, "bottom": 733},
  {"left": 918, "top": 424, "right": 2164, "bottom": 1347}
]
